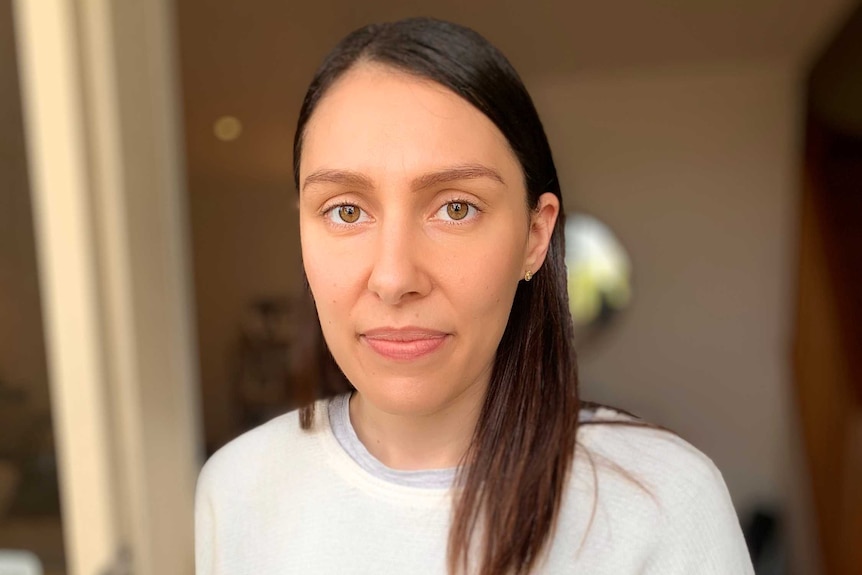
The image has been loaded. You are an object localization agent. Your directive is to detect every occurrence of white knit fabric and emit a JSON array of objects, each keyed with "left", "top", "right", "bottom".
[{"left": 196, "top": 399, "right": 754, "bottom": 574}]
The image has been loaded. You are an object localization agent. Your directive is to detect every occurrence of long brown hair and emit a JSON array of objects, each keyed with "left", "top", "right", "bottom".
[{"left": 293, "top": 18, "right": 578, "bottom": 575}]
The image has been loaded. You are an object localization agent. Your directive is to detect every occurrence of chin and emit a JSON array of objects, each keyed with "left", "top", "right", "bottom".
[{"left": 353, "top": 375, "right": 473, "bottom": 418}]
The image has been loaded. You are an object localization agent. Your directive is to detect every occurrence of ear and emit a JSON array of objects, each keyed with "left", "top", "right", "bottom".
[{"left": 523, "top": 193, "right": 560, "bottom": 274}]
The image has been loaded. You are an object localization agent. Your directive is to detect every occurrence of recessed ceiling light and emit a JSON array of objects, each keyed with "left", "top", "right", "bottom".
[{"left": 213, "top": 116, "right": 242, "bottom": 141}]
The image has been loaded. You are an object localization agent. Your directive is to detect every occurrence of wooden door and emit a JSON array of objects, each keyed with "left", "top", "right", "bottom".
[{"left": 794, "top": 114, "right": 862, "bottom": 575}]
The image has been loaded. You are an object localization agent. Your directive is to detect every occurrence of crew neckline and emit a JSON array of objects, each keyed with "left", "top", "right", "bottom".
[
  {"left": 323, "top": 392, "right": 609, "bottom": 493},
  {"left": 328, "top": 393, "right": 458, "bottom": 489}
]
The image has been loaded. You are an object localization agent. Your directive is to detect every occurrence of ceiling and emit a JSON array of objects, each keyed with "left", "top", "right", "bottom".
[{"left": 174, "top": 0, "right": 857, "bottom": 191}]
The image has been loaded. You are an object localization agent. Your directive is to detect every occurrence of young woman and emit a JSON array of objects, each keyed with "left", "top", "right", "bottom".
[{"left": 196, "top": 18, "right": 754, "bottom": 575}]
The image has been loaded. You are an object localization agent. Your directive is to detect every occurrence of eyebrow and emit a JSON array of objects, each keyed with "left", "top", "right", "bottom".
[
  {"left": 301, "top": 163, "right": 506, "bottom": 194},
  {"left": 411, "top": 163, "right": 506, "bottom": 191},
  {"left": 301, "top": 169, "right": 374, "bottom": 193}
]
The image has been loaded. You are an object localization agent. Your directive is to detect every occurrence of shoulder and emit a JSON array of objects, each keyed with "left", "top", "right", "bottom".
[
  {"left": 194, "top": 402, "right": 335, "bottom": 574},
  {"left": 196, "top": 403, "right": 325, "bottom": 498},
  {"left": 575, "top": 407, "right": 723, "bottom": 501},
  {"left": 568, "top": 407, "right": 753, "bottom": 573}
]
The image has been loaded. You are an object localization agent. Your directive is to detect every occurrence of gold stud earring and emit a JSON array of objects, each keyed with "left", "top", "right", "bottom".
[{"left": 524, "top": 270, "right": 533, "bottom": 282}]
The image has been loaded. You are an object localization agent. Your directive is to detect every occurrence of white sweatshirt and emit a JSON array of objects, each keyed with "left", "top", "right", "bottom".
[{"left": 195, "top": 396, "right": 754, "bottom": 574}]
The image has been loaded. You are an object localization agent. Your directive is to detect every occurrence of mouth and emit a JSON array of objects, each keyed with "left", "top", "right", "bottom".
[{"left": 360, "top": 327, "right": 450, "bottom": 361}]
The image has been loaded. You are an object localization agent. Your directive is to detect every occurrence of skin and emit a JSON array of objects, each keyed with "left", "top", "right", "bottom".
[{"left": 298, "top": 64, "right": 559, "bottom": 470}]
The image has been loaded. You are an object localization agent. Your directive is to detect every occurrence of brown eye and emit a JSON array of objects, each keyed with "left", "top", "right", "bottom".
[
  {"left": 446, "top": 202, "right": 468, "bottom": 220},
  {"left": 337, "top": 205, "right": 360, "bottom": 223}
]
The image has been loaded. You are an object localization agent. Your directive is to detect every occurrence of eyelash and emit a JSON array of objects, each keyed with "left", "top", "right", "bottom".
[{"left": 321, "top": 199, "right": 482, "bottom": 226}]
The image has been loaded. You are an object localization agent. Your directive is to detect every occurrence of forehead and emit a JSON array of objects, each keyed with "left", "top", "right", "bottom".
[{"left": 299, "top": 64, "right": 521, "bottom": 184}]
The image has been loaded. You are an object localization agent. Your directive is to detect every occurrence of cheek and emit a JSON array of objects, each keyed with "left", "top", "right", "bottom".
[
  {"left": 446, "top": 234, "right": 523, "bottom": 323},
  {"left": 303, "top": 215, "right": 368, "bottom": 274},
  {"left": 303, "top": 255, "right": 357, "bottom": 358},
  {"left": 301, "top": 230, "right": 365, "bottom": 323}
]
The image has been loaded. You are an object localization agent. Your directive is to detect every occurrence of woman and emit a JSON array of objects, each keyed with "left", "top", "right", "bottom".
[{"left": 196, "top": 17, "right": 754, "bottom": 575}]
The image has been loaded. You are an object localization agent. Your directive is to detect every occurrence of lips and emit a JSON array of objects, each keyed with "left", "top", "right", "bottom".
[{"left": 360, "top": 327, "right": 450, "bottom": 361}]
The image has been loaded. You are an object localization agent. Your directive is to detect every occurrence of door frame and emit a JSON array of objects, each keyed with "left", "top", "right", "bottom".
[{"left": 12, "top": 1, "right": 202, "bottom": 573}]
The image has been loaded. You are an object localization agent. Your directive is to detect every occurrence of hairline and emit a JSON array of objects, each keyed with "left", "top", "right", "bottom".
[{"left": 295, "top": 58, "right": 531, "bottom": 204}]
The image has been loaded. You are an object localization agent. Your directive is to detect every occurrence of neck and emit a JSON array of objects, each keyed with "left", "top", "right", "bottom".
[{"left": 348, "top": 386, "right": 485, "bottom": 471}]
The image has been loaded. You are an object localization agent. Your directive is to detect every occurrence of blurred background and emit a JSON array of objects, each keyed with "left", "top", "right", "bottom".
[{"left": 2, "top": 0, "right": 861, "bottom": 574}]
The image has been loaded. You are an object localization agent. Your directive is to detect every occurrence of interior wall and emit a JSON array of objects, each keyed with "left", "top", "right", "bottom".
[{"left": 190, "top": 176, "right": 302, "bottom": 449}]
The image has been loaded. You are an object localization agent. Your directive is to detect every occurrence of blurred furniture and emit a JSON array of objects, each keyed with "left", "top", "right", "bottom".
[
  {"left": 232, "top": 297, "right": 303, "bottom": 432},
  {"left": 0, "top": 462, "right": 20, "bottom": 520},
  {"left": 0, "top": 519, "right": 63, "bottom": 575},
  {"left": 742, "top": 508, "right": 785, "bottom": 575},
  {"left": 0, "top": 550, "right": 43, "bottom": 575},
  {"left": 0, "top": 380, "right": 59, "bottom": 519}
]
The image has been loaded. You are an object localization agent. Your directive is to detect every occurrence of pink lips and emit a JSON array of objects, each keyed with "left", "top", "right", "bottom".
[{"left": 361, "top": 328, "right": 449, "bottom": 361}]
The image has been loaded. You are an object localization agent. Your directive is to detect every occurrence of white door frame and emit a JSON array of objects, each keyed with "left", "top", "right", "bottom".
[{"left": 13, "top": 1, "right": 202, "bottom": 574}]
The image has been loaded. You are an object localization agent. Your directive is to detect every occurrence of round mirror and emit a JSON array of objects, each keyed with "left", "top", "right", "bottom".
[{"left": 565, "top": 214, "right": 633, "bottom": 348}]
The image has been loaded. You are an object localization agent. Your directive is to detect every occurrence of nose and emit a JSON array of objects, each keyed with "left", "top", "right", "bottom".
[{"left": 366, "top": 216, "right": 432, "bottom": 306}]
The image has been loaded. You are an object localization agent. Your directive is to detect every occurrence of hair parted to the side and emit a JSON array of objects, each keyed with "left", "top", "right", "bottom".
[{"left": 292, "top": 18, "right": 579, "bottom": 575}]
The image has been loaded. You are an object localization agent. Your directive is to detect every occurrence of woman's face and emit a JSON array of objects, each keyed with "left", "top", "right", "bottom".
[{"left": 299, "top": 64, "right": 558, "bottom": 418}]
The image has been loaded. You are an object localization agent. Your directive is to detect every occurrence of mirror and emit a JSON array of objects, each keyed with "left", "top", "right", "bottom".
[{"left": 565, "top": 214, "right": 633, "bottom": 348}]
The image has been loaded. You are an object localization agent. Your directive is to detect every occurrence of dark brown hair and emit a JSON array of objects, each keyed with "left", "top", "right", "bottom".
[{"left": 293, "top": 18, "right": 578, "bottom": 575}]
